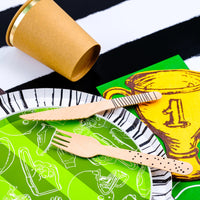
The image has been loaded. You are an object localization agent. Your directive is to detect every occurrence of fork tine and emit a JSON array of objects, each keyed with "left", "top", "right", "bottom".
[
  {"left": 52, "top": 138, "right": 69, "bottom": 147},
  {"left": 54, "top": 133, "right": 72, "bottom": 142},
  {"left": 51, "top": 141, "right": 68, "bottom": 152},
  {"left": 56, "top": 129, "right": 74, "bottom": 137}
]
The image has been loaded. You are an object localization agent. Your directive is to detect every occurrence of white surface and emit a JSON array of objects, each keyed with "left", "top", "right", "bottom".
[
  {"left": 0, "top": 0, "right": 25, "bottom": 11},
  {"left": 0, "top": 47, "right": 53, "bottom": 90}
]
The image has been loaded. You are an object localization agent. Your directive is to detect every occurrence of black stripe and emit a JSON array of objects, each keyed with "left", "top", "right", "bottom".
[
  {"left": 131, "top": 121, "right": 143, "bottom": 139},
  {"left": 157, "top": 149, "right": 165, "bottom": 156},
  {"left": 126, "top": 117, "right": 140, "bottom": 132},
  {"left": 89, "top": 94, "right": 95, "bottom": 103},
  {"left": 75, "top": 90, "right": 82, "bottom": 105},
  {"left": 84, "top": 93, "right": 89, "bottom": 103},
  {"left": 134, "top": 126, "right": 148, "bottom": 140},
  {"left": 116, "top": 110, "right": 130, "bottom": 127},
  {"left": 59, "top": 88, "right": 63, "bottom": 106},
  {"left": 152, "top": 176, "right": 172, "bottom": 184},
  {"left": 54, "top": 0, "right": 127, "bottom": 20},
  {"left": 68, "top": 89, "right": 72, "bottom": 106},
  {"left": 118, "top": 111, "right": 130, "bottom": 127},
  {"left": 12, "top": 93, "right": 21, "bottom": 110},
  {"left": 113, "top": 109, "right": 126, "bottom": 123},
  {"left": 103, "top": 108, "right": 115, "bottom": 119},
  {"left": 140, "top": 138, "right": 158, "bottom": 151},
  {"left": 7, "top": 93, "right": 15, "bottom": 112},
  {"left": 52, "top": 88, "right": 55, "bottom": 106},
  {"left": 33, "top": 89, "right": 39, "bottom": 107},
  {"left": 0, "top": 97, "right": 10, "bottom": 114},
  {"left": 150, "top": 168, "right": 163, "bottom": 174},
  {"left": 0, "top": 95, "right": 14, "bottom": 113},
  {"left": 146, "top": 144, "right": 162, "bottom": 155},
  {"left": 139, "top": 133, "right": 155, "bottom": 147},
  {"left": 19, "top": 90, "right": 28, "bottom": 109},
  {"left": 0, "top": 6, "right": 21, "bottom": 47},
  {"left": 91, "top": 94, "right": 98, "bottom": 103},
  {"left": 152, "top": 171, "right": 169, "bottom": 178}
]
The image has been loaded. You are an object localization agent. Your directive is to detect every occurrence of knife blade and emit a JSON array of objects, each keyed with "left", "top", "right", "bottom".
[{"left": 20, "top": 91, "right": 162, "bottom": 121}]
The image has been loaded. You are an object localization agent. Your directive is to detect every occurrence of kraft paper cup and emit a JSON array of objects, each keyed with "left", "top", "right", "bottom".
[{"left": 6, "top": 0, "right": 100, "bottom": 81}]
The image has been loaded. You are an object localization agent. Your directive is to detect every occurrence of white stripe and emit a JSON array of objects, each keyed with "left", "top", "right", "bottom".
[
  {"left": 0, "top": 47, "right": 53, "bottom": 90},
  {"left": 0, "top": 0, "right": 25, "bottom": 12},
  {"left": 77, "top": 0, "right": 200, "bottom": 54},
  {"left": 1, "top": 0, "right": 200, "bottom": 90}
]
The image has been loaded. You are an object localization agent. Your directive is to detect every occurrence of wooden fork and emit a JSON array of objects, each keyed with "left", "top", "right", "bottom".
[{"left": 51, "top": 129, "right": 193, "bottom": 175}]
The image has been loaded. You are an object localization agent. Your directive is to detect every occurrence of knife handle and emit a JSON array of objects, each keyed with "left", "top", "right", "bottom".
[{"left": 111, "top": 91, "right": 162, "bottom": 108}]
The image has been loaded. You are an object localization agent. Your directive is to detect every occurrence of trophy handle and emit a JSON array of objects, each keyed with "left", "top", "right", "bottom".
[{"left": 103, "top": 87, "right": 132, "bottom": 99}]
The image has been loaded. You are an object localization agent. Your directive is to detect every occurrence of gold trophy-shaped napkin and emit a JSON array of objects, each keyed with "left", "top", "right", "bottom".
[
  {"left": 103, "top": 69, "right": 200, "bottom": 181},
  {"left": 6, "top": 0, "right": 100, "bottom": 81}
]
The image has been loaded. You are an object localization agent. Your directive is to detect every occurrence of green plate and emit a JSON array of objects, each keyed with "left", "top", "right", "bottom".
[{"left": 0, "top": 88, "right": 172, "bottom": 199}]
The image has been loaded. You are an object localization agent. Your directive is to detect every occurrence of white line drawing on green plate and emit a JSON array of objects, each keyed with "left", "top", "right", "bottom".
[
  {"left": 136, "top": 165, "right": 151, "bottom": 198},
  {"left": 88, "top": 133, "right": 138, "bottom": 170},
  {"left": 110, "top": 127, "right": 138, "bottom": 150},
  {"left": 0, "top": 179, "right": 31, "bottom": 199},
  {"left": 0, "top": 119, "right": 54, "bottom": 158},
  {"left": 76, "top": 117, "right": 140, "bottom": 169},
  {"left": 67, "top": 169, "right": 129, "bottom": 200},
  {"left": 57, "top": 148, "right": 77, "bottom": 169},
  {"left": 36, "top": 123, "right": 56, "bottom": 156},
  {"left": 80, "top": 117, "right": 108, "bottom": 129},
  {"left": 18, "top": 147, "right": 62, "bottom": 196},
  {"left": 0, "top": 120, "right": 38, "bottom": 136},
  {"left": 122, "top": 194, "right": 137, "bottom": 200},
  {"left": 0, "top": 137, "right": 15, "bottom": 175},
  {"left": 50, "top": 196, "right": 63, "bottom": 200}
]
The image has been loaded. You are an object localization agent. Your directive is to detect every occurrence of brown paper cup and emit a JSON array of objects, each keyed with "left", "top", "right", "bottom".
[{"left": 6, "top": 0, "right": 100, "bottom": 81}]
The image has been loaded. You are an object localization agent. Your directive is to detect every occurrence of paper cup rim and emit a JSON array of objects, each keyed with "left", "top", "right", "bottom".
[
  {"left": 6, "top": 0, "right": 40, "bottom": 46},
  {"left": 69, "top": 44, "right": 101, "bottom": 81}
]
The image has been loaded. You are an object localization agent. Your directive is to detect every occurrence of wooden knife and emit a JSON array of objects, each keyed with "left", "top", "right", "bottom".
[{"left": 20, "top": 91, "right": 162, "bottom": 121}]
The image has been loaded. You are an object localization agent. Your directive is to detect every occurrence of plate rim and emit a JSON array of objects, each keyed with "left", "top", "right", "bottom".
[{"left": 0, "top": 88, "right": 173, "bottom": 199}]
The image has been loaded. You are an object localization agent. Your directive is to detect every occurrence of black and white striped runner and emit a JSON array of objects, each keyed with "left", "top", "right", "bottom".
[{"left": 0, "top": 0, "right": 200, "bottom": 92}]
